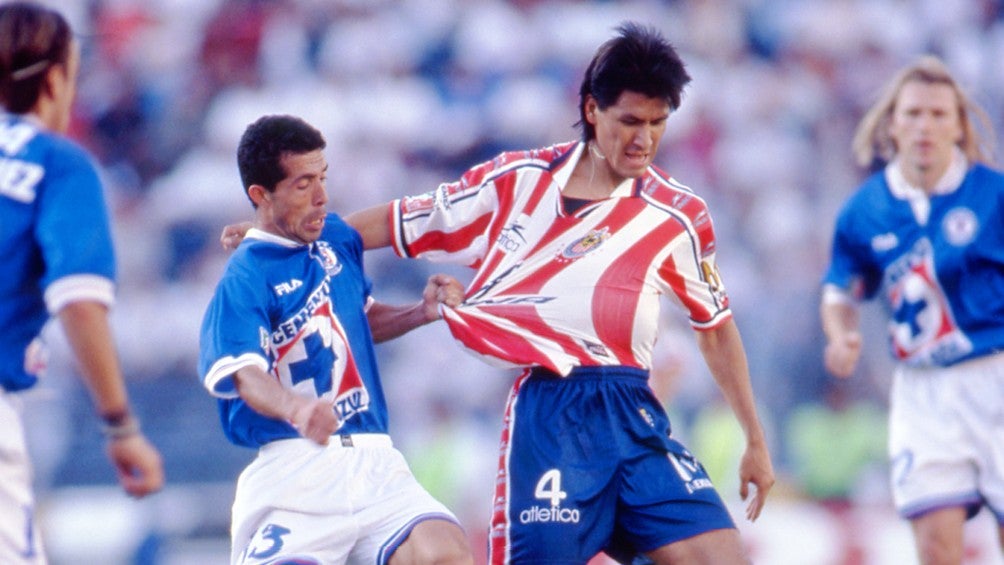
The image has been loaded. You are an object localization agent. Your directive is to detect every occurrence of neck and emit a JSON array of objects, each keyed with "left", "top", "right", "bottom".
[
  {"left": 565, "top": 142, "right": 620, "bottom": 199},
  {"left": 901, "top": 161, "right": 949, "bottom": 194},
  {"left": 29, "top": 98, "right": 59, "bottom": 132}
]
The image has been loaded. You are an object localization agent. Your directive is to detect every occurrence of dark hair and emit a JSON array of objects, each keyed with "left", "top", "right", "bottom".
[
  {"left": 0, "top": 2, "right": 73, "bottom": 114},
  {"left": 237, "top": 115, "right": 326, "bottom": 207},
  {"left": 577, "top": 22, "right": 691, "bottom": 140}
]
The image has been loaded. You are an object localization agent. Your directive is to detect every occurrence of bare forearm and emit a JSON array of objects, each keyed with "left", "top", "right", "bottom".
[
  {"left": 821, "top": 300, "right": 859, "bottom": 341},
  {"left": 234, "top": 366, "right": 336, "bottom": 444},
  {"left": 696, "top": 320, "right": 766, "bottom": 444},
  {"left": 233, "top": 366, "right": 302, "bottom": 422},
  {"left": 57, "top": 301, "right": 131, "bottom": 417},
  {"left": 367, "top": 301, "right": 435, "bottom": 343}
]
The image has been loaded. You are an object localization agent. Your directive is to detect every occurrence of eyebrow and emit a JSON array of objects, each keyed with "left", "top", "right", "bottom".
[{"left": 290, "top": 163, "right": 329, "bottom": 184}]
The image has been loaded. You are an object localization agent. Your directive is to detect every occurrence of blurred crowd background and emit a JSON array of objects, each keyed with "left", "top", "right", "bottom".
[{"left": 17, "top": 0, "right": 1004, "bottom": 563}]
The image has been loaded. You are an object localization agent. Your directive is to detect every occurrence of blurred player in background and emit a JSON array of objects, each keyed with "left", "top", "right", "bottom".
[
  {"left": 200, "top": 114, "right": 473, "bottom": 565},
  {"left": 341, "top": 22, "right": 774, "bottom": 565},
  {"left": 821, "top": 55, "right": 1004, "bottom": 565},
  {"left": 0, "top": 2, "right": 164, "bottom": 563}
]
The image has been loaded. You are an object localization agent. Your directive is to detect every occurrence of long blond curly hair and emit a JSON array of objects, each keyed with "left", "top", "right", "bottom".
[{"left": 852, "top": 55, "right": 997, "bottom": 168}]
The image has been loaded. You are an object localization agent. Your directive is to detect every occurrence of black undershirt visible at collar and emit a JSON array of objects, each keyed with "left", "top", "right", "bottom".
[{"left": 562, "top": 195, "right": 595, "bottom": 214}]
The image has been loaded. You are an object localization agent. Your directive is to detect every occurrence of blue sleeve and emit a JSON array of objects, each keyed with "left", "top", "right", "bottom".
[
  {"left": 199, "top": 254, "right": 272, "bottom": 398},
  {"left": 35, "top": 140, "right": 115, "bottom": 288},
  {"left": 822, "top": 197, "right": 881, "bottom": 300}
]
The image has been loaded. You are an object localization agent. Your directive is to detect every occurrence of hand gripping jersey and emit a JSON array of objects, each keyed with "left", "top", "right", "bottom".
[
  {"left": 199, "top": 215, "right": 389, "bottom": 448},
  {"left": 389, "top": 141, "right": 731, "bottom": 376},
  {"left": 823, "top": 162, "right": 1004, "bottom": 367},
  {"left": 0, "top": 114, "right": 116, "bottom": 392}
]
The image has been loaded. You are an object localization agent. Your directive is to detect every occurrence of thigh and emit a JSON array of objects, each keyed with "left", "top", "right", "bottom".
[
  {"left": 489, "top": 375, "right": 620, "bottom": 565},
  {"left": 386, "top": 519, "right": 472, "bottom": 565},
  {"left": 889, "top": 368, "right": 982, "bottom": 519},
  {"left": 236, "top": 509, "right": 352, "bottom": 565},
  {"left": 611, "top": 439, "right": 736, "bottom": 557},
  {"left": 0, "top": 395, "right": 44, "bottom": 565},
  {"left": 350, "top": 445, "right": 463, "bottom": 565},
  {"left": 644, "top": 528, "right": 747, "bottom": 565},
  {"left": 232, "top": 439, "right": 357, "bottom": 565},
  {"left": 960, "top": 355, "right": 1004, "bottom": 518},
  {"left": 910, "top": 507, "right": 967, "bottom": 564}
]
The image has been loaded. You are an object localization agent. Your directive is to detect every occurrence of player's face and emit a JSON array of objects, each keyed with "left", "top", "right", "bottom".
[
  {"left": 888, "top": 80, "right": 963, "bottom": 183},
  {"left": 587, "top": 91, "right": 670, "bottom": 182},
  {"left": 261, "top": 149, "right": 329, "bottom": 244}
]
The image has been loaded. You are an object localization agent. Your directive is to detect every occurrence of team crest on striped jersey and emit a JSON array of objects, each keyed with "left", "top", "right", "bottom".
[{"left": 559, "top": 227, "right": 610, "bottom": 261}]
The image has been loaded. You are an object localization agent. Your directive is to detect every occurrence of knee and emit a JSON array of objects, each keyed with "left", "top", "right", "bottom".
[
  {"left": 391, "top": 521, "right": 474, "bottom": 565},
  {"left": 413, "top": 541, "right": 474, "bottom": 565},
  {"left": 914, "top": 534, "right": 963, "bottom": 565}
]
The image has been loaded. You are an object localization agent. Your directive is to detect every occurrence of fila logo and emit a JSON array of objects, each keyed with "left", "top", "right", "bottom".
[{"left": 274, "top": 279, "right": 303, "bottom": 296}]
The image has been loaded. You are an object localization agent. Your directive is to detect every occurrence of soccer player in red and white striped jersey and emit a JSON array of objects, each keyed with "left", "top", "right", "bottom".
[{"left": 345, "top": 22, "right": 775, "bottom": 565}]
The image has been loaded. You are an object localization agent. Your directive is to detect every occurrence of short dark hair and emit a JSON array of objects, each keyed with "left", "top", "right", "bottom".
[
  {"left": 237, "top": 115, "right": 326, "bottom": 207},
  {"left": 0, "top": 2, "right": 73, "bottom": 114},
  {"left": 577, "top": 22, "right": 691, "bottom": 140}
]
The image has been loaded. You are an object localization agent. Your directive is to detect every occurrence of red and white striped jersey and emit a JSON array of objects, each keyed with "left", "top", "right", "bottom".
[{"left": 389, "top": 141, "right": 731, "bottom": 376}]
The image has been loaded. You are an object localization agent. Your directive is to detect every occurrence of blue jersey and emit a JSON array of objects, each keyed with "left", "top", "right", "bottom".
[
  {"left": 199, "top": 214, "right": 389, "bottom": 448},
  {"left": 823, "top": 163, "right": 1004, "bottom": 367},
  {"left": 0, "top": 114, "right": 116, "bottom": 392}
]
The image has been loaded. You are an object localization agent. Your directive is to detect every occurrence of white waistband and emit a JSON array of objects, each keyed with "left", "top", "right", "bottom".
[{"left": 260, "top": 433, "right": 393, "bottom": 454}]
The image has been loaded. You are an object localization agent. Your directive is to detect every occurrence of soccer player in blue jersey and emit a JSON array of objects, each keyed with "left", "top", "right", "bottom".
[
  {"left": 821, "top": 55, "right": 1004, "bottom": 565},
  {"left": 199, "top": 114, "right": 473, "bottom": 565},
  {"left": 0, "top": 2, "right": 164, "bottom": 563},
  {"left": 223, "top": 24, "right": 774, "bottom": 565}
]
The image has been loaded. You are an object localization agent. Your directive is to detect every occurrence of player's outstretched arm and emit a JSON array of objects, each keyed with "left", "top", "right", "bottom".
[
  {"left": 367, "top": 274, "right": 465, "bottom": 343},
  {"left": 57, "top": 301, "right": 164, "bottom": 498},
  {"left": 345, "top": 203, "right": 393, "bottom": 250},
  {"left": 220, "top": 201, "right": 395, "bottom": 251},
  {"left": 220, "top": 221, "right": 253, "bottom": 250},
  {"left": 694, "top": 319, "right": 775, "bottom": 521}
]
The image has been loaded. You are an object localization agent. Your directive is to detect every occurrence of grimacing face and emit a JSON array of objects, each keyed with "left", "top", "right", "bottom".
[
  {"left": 254, "top": 149, "right": 329, "bottom": 244},
  {"left": 586, "top": 91, "right": 670, "bottom": 183}
]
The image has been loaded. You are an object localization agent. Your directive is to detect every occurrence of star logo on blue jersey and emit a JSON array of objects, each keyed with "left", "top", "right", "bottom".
[
  {"left": 942, "top": 207, "right": 978, "bottom": 246},
  {"left": 312, "top": 242, "right": 342, "bottom": 276},
  {"left": 892, "top": 293, "right": 927, "bottom": 339}
]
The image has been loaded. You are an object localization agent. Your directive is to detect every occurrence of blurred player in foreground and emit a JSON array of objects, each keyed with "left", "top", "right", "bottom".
[
  {"left": 821, "top": 55, "right": 1004, "bottom": 565},
  {"left": 0, "top": 2, "right": 165, "bottom": 563},
  {"left": 339, "top": 22, "right": 771, "bottom": 565},
  {"left": 200, "top": 114, "right": 473, "bottom": 565}
]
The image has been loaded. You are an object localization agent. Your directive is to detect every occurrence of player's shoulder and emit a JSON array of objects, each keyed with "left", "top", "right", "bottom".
[
  {"left": 969, "top": 162, "right": 1004, "bottom": 188},
  {"left": 842, "top": 169, "right": 892, "bottom": 211},
  {"left": 477, "top": 141, "right": 578, "bottom": 175},
  {"left": 321, "top": 212, "right": 363, "bottom": 253},
  {"left": 638, "top": 165, "right": 709, "bottom": 219},
  {"left": 2, "top": 117, "right": 93, "bottom": 169}
]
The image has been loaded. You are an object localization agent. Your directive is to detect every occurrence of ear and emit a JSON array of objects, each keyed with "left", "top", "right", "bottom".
[
  {"left": 248, "top": 184, "right": 270, "bottom": 207},
  {"left": 584, "top": 96, "right": 599, "bottom": 123}
]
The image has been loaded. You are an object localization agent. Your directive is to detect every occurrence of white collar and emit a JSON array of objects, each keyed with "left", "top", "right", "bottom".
[
  {"left": 884, "top": 147, "right": 967, "bottom": 225},
  {"left": 245, "top": 227, "right": 305, "bottom": 248}
]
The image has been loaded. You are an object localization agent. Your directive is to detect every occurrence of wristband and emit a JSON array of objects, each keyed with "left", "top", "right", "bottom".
[{"left": 100, "top": 410, "right": 140, "bottom": 440}]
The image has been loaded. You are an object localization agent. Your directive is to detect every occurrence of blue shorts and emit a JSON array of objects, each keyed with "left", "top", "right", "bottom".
[{"left": 488, "top": 366, "right": 736, "bottom": 565}]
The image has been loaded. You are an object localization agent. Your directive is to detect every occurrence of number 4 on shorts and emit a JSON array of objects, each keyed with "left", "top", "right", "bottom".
[{"left": 534, "top": 469, "right": 568, "bottom": 508}]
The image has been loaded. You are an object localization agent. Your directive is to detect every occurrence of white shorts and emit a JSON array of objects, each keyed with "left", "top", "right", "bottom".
[
  {"left": 0, "top": 392, "right": 45, "bottom": 564},
  {"left": 231, "top": 433, "right": 459, "bottom": 565},
  {"left": 889, "top": 352, "right": 1004, "bottom": 523}
]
